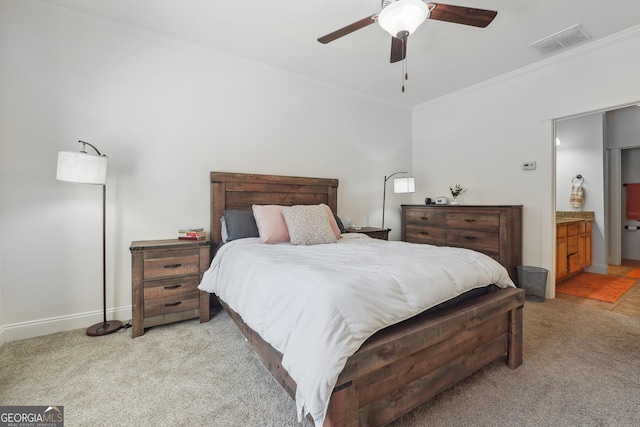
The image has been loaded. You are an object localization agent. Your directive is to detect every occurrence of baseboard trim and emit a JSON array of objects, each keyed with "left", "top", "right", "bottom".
[
  {"left": 584, "top": 264, "right": 609, "bottom": 275},
  {"left": 0, "top": 306, "right": 132, "bottom": 345}
]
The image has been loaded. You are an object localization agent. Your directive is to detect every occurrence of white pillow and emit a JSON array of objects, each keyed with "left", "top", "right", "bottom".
[{"left": 282, "top": 205, "right": 338, "bottom": 245}]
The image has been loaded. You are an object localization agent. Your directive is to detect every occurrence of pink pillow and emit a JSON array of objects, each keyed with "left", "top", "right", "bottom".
[
  {"left": 252, "top": 205, "right": 290, "bottom": 244},
  {"left": 322, "top": 204, "right": 342, "bottom": 239}
]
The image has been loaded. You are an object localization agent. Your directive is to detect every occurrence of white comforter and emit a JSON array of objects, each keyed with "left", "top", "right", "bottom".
[{"left": 198, "top": 234, "right": 515, "bottom": 425}]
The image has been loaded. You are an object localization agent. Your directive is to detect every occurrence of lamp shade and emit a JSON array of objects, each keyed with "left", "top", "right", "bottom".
[
  {"left": 378, "top": 0, "right": 429, "bottom": 38},
  {"left": 394, "top": 177, "right": 415, "bottom": 193},
  {"left": 57, "top": 151, "right": 107, "bottom": 185}
]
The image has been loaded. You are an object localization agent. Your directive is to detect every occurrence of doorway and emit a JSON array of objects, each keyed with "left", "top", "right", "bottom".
[
  {"left": 604, "top": 107, "right": 640, "bottom": 265},
  {"left": 554, "top": 106, "right": 640, "bottom": 314},
  {"left": 556, "top": 106, "right": 640, "bottom": 272}
]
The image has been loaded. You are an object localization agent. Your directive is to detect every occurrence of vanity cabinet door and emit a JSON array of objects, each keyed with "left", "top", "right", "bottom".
[{"left": 556, "top": 224, "right": 568, "bottom": 280}]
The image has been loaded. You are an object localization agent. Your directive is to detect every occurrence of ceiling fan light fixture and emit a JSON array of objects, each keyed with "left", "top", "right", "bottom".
[{"left": 378, "top": 0, "right": 430, "bottom": 38}]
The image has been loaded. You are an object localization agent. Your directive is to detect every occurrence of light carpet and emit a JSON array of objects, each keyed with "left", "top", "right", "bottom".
[{"left": 1, "top": 299, "right": 639, "bottom": 427}]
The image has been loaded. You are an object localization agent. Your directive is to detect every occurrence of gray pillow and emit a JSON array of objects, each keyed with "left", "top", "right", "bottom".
[
  {"left": 332, "top": 212, "right": 346, "bottom": 234},
  {"left": 222, "top": 210, "right": 259, "bottom": 242}
]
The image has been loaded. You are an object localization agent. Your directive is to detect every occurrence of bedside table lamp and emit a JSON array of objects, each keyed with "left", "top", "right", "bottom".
[
  {"left": 382, "top": 172, "right": 415, "bottom": 228},
  {"left": 57, "top": 141, "right": 123, "bottom": 336}
]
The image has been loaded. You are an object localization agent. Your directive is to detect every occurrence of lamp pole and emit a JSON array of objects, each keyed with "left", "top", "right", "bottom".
[{"left": 382, "top": 171, "right": 407, "bottom": 229}]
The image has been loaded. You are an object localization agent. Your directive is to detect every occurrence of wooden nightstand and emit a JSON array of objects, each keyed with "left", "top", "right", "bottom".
[
  {"left": 130, "top": 239, "right": 211, "bottom": 338},
  {"left": 346, "top": 227, "right": 390, "bottom": 241}
]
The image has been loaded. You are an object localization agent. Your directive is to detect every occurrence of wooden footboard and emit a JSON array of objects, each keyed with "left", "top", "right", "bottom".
[{"left": 220, "top": 287, "right": 524, "bottom": 427}]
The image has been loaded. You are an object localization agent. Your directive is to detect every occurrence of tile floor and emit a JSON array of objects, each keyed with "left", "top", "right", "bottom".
[{"left": 555, "top": 259, "right": 640, "bottom": 318}]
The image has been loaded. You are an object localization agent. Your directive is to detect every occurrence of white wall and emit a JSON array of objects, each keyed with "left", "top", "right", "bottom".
[
  {"left": 0, "top": 0, "right": 412, "bottom": 342},
  {"left": 556, "top": 113, "right": 607, "bottom": 273},
  {"left": 412, "top": 27, "right": 640, "bottom": 298}
]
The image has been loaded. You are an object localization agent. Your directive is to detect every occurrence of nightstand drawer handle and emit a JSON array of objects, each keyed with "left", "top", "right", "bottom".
[
  {"left": 420, "top": 231, "right": 430, "bottom": 235},
  {"left": 464, "top": 219, "right": 476, "bottom": 222},
  {"left": 464, "top": 236, "right": 476, "bottom": 240},
  {"left": 164, "top": 263, "right": 182, "bottom": 269},
  {"left": 420, "top": 216, "right": 429, "bottom": 221},
  {"left": 164, "top": 284, "right": 182, "bottom": 290},
  {"left": 165, "top": 301, "right": 182, "bottom": 307}
]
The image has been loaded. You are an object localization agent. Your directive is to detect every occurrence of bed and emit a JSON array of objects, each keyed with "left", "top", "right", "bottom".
[{"left": 201, "top": 171, "right": 524, "bottom": 426}]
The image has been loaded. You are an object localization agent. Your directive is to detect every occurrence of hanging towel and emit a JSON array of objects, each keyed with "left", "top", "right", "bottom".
[
  {"left": 570, "top": 183, "right": 584, "bottom": 208},
  {"left": 626, "top": 183, "right": 640, "bottom": 220}
]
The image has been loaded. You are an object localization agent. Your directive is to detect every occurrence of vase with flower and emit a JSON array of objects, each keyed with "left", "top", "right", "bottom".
[{"left": 449, "top": 184, "right": 466, "bottom": 205}]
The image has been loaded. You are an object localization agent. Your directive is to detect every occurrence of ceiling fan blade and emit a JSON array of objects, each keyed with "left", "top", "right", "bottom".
[
  {"left": 317, "top": 15, "right": 377, "bottom": 44},
  {"left": 428, "top": 3, "right": 497, "bottom": 28},
  {"left": 390, "top": 36, "right": 406, "bottom": 63}
]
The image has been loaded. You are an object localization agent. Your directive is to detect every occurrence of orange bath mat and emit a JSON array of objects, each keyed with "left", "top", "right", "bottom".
[
  {"left": 556, "top": 273, "right": 637, "bottom": 303},
  {"left": 625, "top": 268, "right": 640, "bottom": 279}
]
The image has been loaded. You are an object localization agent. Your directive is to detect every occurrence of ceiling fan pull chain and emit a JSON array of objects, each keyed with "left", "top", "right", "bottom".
[{"left": 405, "top": 55, "right": 409, "bottom": 81}]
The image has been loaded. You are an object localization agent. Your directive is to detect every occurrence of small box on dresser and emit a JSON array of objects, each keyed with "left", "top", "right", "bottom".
[{"left": 130, "top": 239, "right": 211, "bottom": 338}]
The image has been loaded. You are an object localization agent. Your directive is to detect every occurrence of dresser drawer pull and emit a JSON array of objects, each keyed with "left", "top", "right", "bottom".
[
  {"left": 464, "top": 219, "right": 476, "bottom": 222},
  {"left": 463, "top": 236, "right": 477, "bottom": 240},
  {"left": 164, "top": 284, "right": 182, "bottom": 290},
  {"left": 164, "top": 263, "right": 182, "bottom": 269},
  {"left": 420, "top": 216, "right": 429, "bottom": 221},
  {"left": 420, "top": 231, "right": 430, "bottom": 235},
  {"left": 165, "top": 301, "right": 182, "bottom": 307}
]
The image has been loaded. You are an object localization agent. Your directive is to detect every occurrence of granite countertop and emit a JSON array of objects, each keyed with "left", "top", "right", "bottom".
[{"left": 556, "top": 211, "right": 595, "bottom": 224}]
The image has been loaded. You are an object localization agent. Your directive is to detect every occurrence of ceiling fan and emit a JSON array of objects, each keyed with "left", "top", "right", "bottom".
[{"left": 318, "top": 0, "right": 498, "bottom": 64}]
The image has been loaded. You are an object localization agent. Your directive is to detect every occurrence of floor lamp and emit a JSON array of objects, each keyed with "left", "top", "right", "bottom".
[
  {"left": 382, "top": 172, "right": 415, "bottom": 229},
  {"left": 57, "top": 141, "right": 123, "bottom": 336}
]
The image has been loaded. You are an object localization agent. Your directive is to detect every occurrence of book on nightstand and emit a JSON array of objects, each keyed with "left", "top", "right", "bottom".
[{"left": 178, "top": 227, "right": 206, "bottom": 240}]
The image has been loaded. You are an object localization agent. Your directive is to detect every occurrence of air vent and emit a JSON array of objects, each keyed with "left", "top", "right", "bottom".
[{"left": 529, "top": 24, "right": 592, "bottom": 56}]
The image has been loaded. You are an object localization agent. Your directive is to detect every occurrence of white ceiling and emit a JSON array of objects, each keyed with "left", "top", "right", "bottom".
[{"left": 39, "top": 0, "right": 640, "bottom": 107}]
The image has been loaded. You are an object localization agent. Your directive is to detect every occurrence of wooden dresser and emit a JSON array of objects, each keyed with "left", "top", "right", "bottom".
[
  {"left": 130, "top": 239, "right": 211, "bottom": 338},
  {"left": 401, "top": 205, "right": 523, "bottom": 285}
]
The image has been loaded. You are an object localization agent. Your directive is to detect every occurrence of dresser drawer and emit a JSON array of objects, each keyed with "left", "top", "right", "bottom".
[
  {"left": 557, "top": 224, "right": 567, "bottom": 238},
  {"left": 567, "top": 223, "right": 580, "bottom": 236},
  {"left": 144, "top": 292, "right": 200, "bottom": 318},
  {"left": 404, "top": 209, "right": 445, "bottom": 226},
  {"left": 144, "top": 275, "right": 200, "bottom": 299},
  {"left": 445, "top": 212, "right": 499, "bottom": 231},
  {"left": 445, "top": 229, "right": 499, "bottom": 253},
  {"left": 567, "top": 235, "right": 578, "bottom": 255},
  {"left": 405, "top": 224, "right": 445, "bottom": 245},
  {"left": 143, "top": 252, "right": 200, "bottom": 280}
]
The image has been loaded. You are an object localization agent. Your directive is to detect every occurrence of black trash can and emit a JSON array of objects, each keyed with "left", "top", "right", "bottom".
[{"left": 516, "top": 265, "right": 548, "bottom": 302}]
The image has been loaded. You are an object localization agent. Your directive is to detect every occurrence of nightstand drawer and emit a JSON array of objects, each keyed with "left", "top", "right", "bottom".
[
  {"left": 445, "top": 229, "right": 499, "bottom": 253},
  {"left": 144, "top": 292, "right": 200, "bottom": 318},
  {"left": 143, "top": 253, "right": 200, "bottom": 280},
  {"left": 144, "top": 275, "right": 200, "bottom": 299},
  {"left": 446, "top": 212, "right": 499, "bottom": 231},
  {"left": 405, "top": 225, "right": 445, "bottom": 245},
  {"left": 404, "top": 209, "right": 445, "bottom": 226}
]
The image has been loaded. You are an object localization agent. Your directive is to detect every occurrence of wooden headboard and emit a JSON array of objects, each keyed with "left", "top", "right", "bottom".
[{"left": 210, "top": 172, "right": 339, "bottom": 245}]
